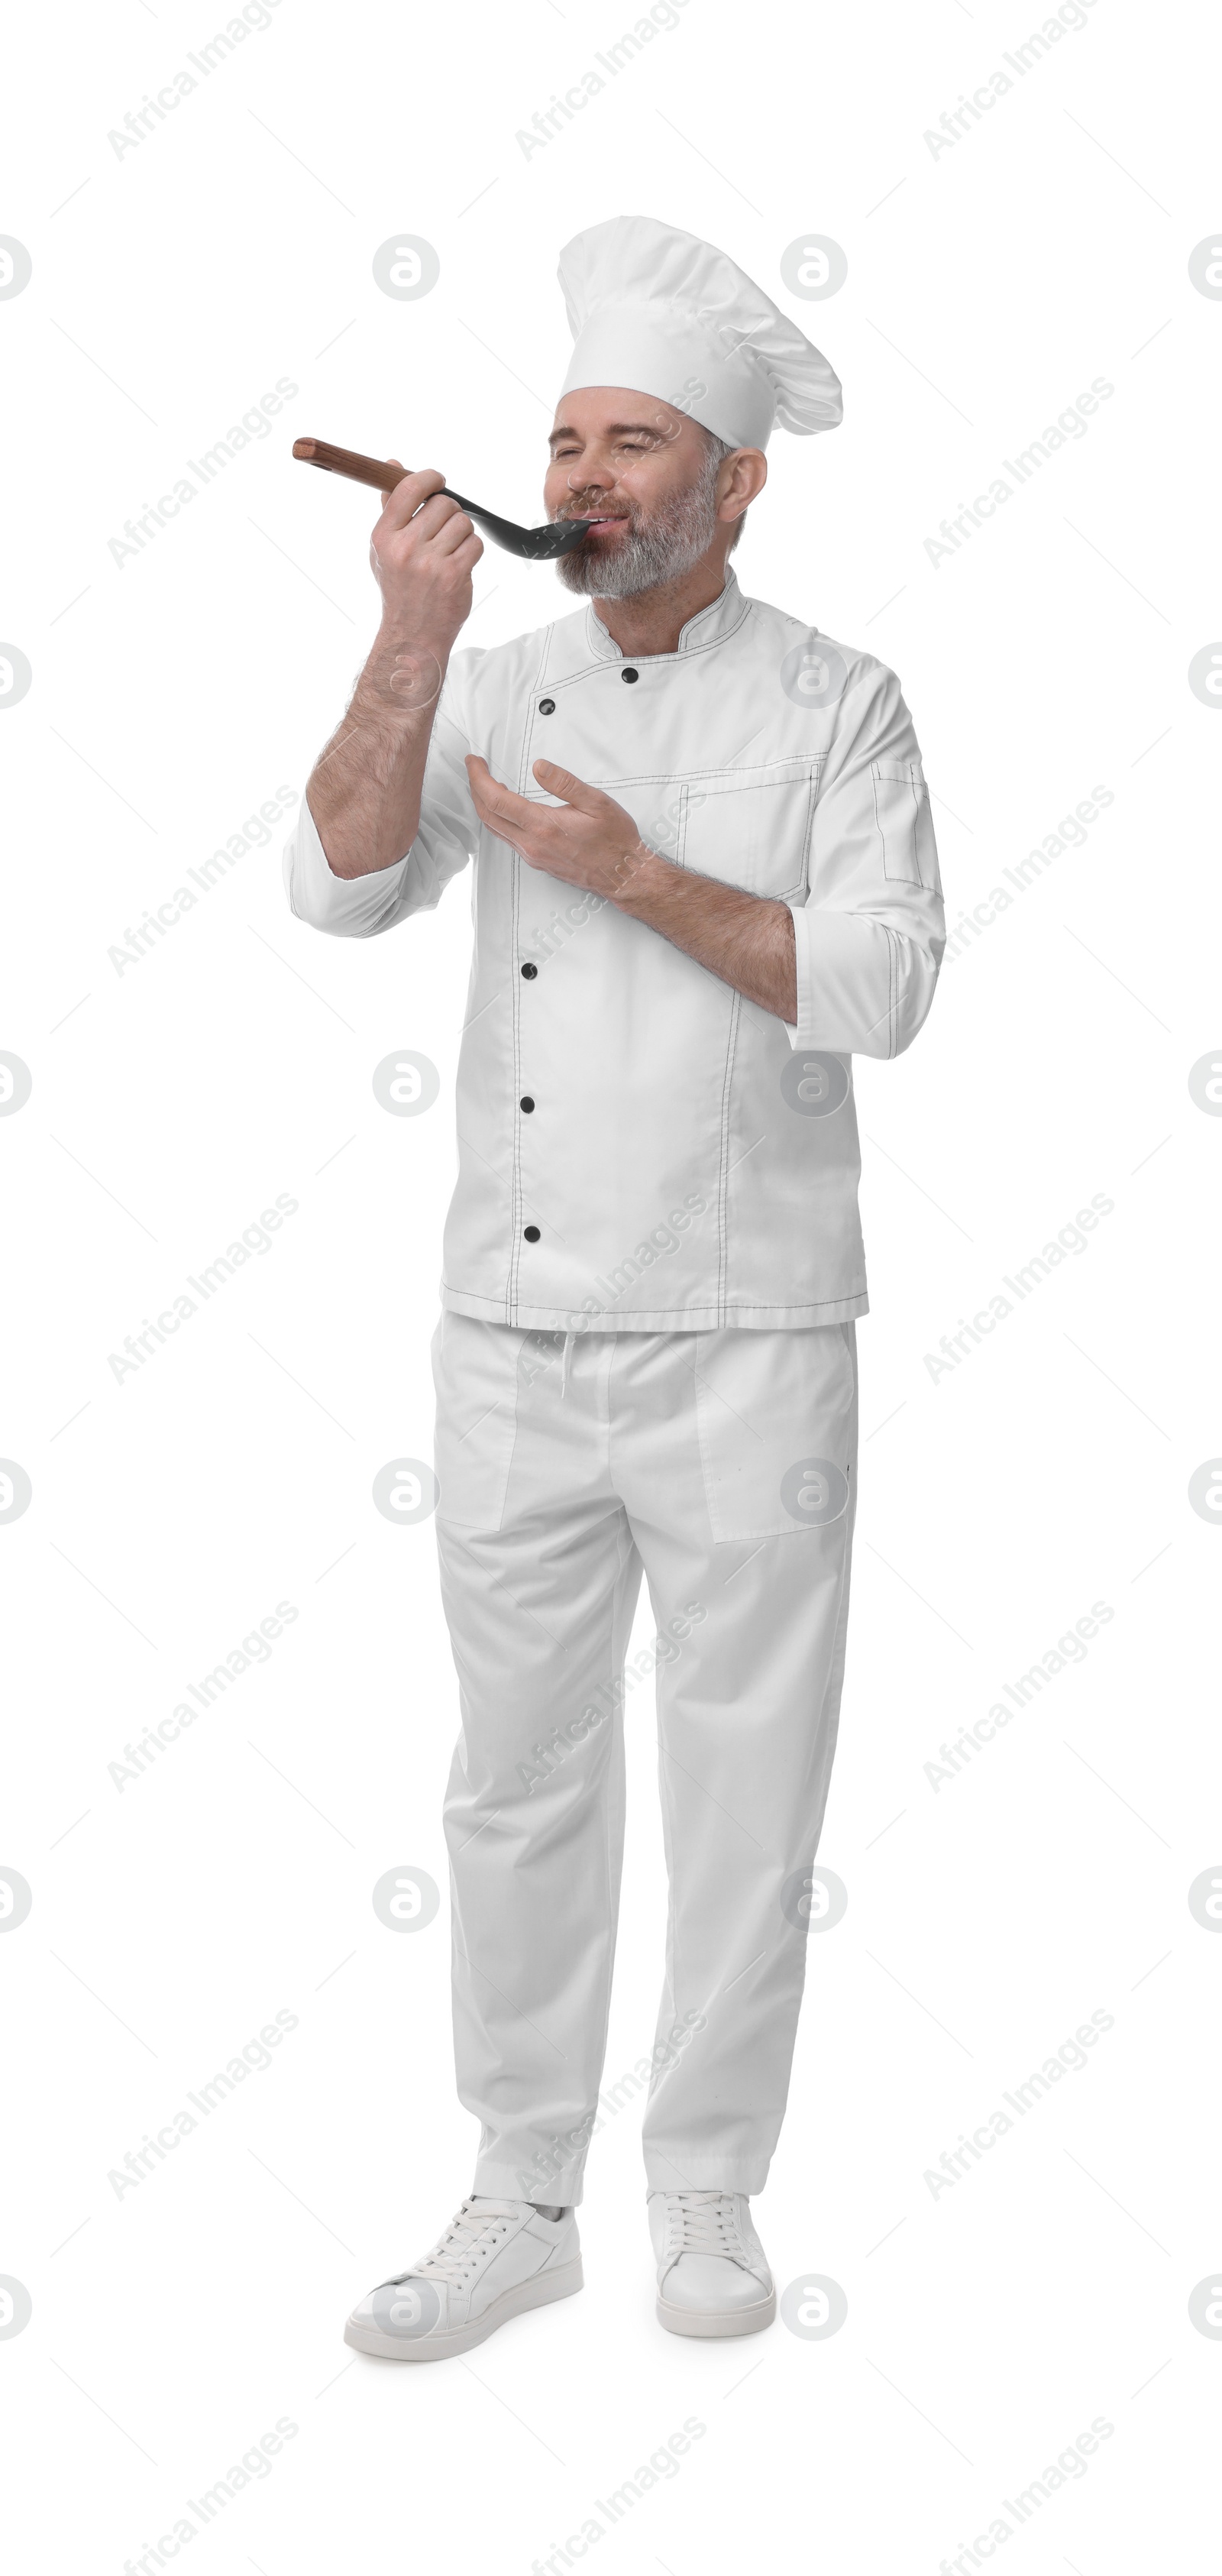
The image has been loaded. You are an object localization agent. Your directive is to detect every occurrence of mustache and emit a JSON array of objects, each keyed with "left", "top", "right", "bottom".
[{"left": 555, "top": 500, "right": 633, "bottom": 525}]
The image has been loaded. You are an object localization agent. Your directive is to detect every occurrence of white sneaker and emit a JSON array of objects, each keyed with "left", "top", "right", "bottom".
[
  {"left": 344, "top": 2196, "right": 582, "bottom": 2362},
  {"left": 648, "top": 2189, "right": 775, "bottom": 2338}
]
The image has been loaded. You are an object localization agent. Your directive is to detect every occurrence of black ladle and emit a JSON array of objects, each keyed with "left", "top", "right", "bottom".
[{"left": 292, "top": 437, "right": 595, "bottom": 560}]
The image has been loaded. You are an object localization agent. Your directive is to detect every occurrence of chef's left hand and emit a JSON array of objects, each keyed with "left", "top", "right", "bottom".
[{"left": 465, "top": 755, "right": 653, "bottom": 901}]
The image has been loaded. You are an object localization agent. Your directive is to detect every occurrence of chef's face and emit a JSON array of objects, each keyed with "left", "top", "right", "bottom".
[{"left": 545, "top": 387, "right": 751, "bottom": 598}]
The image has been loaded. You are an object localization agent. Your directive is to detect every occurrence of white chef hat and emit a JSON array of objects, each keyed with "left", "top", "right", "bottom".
[{"left": 556, "top": 215, "right": 842, "bottom": 451}]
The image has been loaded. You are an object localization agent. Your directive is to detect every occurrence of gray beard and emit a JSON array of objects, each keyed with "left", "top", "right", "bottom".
[{"left": 554, "top": 456, "right": 720, "bottom": 600}]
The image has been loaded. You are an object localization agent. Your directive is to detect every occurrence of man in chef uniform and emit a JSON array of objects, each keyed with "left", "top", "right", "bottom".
[{"left": 284, "top": 217, "right": 944, "bottom": 2358}]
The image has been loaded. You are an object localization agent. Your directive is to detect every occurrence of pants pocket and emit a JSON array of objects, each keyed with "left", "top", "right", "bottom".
[
  {"left": 694, "top": 1323, "right": 856, "bottom": 1541},
  {"left": 432, "top": 1311, "right": 525, "bottom": 1530}
]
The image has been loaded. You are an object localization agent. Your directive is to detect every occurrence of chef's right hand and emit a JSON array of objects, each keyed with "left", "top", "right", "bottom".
[{"left": 370, "top": 464, "right": 483, "bottom": 661}]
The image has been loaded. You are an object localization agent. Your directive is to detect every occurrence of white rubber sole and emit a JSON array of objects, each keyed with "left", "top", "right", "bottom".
[
  {"left": 656, "top": 2283, "right": 777, "bottom": 2339},
  {"left": 344, "top": 2254, "right": 584, "bottom": 2362}
]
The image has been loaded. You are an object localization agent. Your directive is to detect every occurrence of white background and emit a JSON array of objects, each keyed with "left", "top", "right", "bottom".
[{"left": 2, "top": 0, "right": 1220, "bottom": 2568}]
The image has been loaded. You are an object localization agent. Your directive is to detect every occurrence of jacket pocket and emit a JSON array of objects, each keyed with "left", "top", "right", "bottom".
[
  {"left": 871, "top": 757, "right": 937, "bottom": 888},
  {"left": 675, "top": 757, "right": 822, "bottom": 899}
]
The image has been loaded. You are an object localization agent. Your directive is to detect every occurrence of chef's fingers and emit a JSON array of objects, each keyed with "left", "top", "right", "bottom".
[
  {"left": 430, "top": 508, "right": 480, "bottom": 557},
  {"left": 531, "top": 759, "right": 610, "bottom": 814},
  {"left": 377, "top": 465, "right": 445, "bottom": 529},
  {"left": 464, "top": 756, "right": 529, "bottom": 823},
  {"left": 401, "top": 492, "right": 472, "bottom": 542}
]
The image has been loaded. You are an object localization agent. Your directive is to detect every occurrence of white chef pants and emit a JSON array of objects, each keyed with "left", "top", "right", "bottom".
[{"left": 431, "top": 1309, "right": 858, "bottom": 2205}]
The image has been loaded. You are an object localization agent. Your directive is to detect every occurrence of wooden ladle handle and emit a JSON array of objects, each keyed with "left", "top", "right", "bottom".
[{"left": 293, "top": 436, "right": 405, "bottom": 494}]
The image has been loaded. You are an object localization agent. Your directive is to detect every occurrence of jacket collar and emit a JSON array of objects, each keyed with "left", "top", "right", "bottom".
[{"left": 584, "top": 567, "right": 750, "bottom": 664}]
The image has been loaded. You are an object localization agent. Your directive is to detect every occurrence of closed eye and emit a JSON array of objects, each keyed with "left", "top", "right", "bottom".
[{"left": 548, "top": 426, "right": 667, "bottom": 460}]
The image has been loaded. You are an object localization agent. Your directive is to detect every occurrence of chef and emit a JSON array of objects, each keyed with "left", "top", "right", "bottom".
[{"left": 283, "top": 216, "right": 944, "bottom": 2362}]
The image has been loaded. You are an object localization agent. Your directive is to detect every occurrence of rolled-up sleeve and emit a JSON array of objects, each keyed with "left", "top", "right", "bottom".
[
  {"left": 785, "top": 658, "right": 945, "bottom": 1057},
  {"left": 282, "top": 652, "right": 482, "bottom": 939}
]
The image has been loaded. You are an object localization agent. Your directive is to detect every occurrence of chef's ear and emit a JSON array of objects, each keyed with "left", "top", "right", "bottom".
[{"left": 717, "top": 446, "right": 767, "bottom": 525}]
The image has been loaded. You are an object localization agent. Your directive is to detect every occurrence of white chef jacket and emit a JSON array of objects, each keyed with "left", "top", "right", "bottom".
[{"left": 283, "top": 569, "right": 944, "bottom": 1332}]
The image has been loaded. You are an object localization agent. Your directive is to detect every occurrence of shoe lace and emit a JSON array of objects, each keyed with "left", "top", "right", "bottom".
[
  {"left": 403, "top": 2197, "right": 523, "bottom": 2286},
  {"left": 666, "top": 2191, "right": 744, "bottom": 2260}
]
